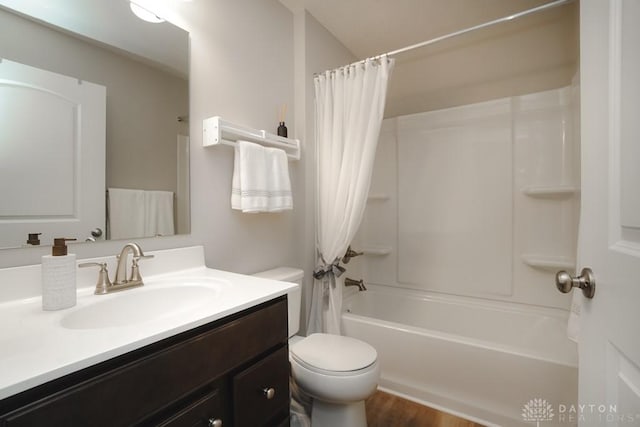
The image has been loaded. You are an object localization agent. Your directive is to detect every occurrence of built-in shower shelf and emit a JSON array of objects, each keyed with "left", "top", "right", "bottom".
[
  {"left": 362, "top": 246, "right": 392, "bottom": 256},
  {"left": 521, "top": 254, "right": 575, "bottom": 270},
  {"left": 367, "top": 194, "right": 390, "bottom": 202},
  {"left": 521, "top": 185, "right": 579, "bottom": 198}
]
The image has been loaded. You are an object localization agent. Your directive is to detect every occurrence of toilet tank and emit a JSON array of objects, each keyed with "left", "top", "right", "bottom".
[{"left": 252, "top": 267, "right": 303, "bottom": 338}]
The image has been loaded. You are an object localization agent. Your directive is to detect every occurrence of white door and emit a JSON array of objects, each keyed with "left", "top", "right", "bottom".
[
  {"left": 578, "top": 0, "right": 640, "bottom": 424},
  {"left": 176, "top": 134, "right": 190, "bottom": 235},
  {"left": 0, "top": 59, "right": 106, "bottom": 248}
]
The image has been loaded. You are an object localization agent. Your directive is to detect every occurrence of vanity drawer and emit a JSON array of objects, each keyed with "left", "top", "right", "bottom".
[
  {"left": 0, "top": 298, "right": 287, "bottom": 427},
  {"left": 156, "top": 386, "right": 225, "bottom": 427},
  {"left": 233, "top": 345, "right": 290, "bottom": 427}
]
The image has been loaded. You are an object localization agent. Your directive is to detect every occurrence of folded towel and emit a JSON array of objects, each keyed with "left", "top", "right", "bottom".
[{"left": 231, "top": 140, "right": 293, "bottom": 213}]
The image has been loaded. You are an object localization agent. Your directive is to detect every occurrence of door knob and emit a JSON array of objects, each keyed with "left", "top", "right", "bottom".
[{"left": 555, "top": 267, "right": 596, "bottom": 299}]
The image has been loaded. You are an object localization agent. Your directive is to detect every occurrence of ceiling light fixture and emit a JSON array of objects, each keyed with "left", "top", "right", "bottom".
[{"left": 129, "top": 1, "right": 165, "bottom": 23}]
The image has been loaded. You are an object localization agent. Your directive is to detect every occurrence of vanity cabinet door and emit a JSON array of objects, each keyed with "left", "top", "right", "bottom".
[{"left": 233, "top": 345, "right": 290, "bottom": 427}]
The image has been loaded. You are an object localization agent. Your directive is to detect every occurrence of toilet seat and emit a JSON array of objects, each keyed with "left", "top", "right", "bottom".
[{"left": 290, "top": 333, "right": 378, "bottom": 375}]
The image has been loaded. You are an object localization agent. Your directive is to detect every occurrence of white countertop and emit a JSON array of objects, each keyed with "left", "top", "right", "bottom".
[{"left": 0, "top": 246, "right": 297, "bottom": 400}]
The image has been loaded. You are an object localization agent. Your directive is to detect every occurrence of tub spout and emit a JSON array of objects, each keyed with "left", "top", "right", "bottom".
[{"left": 345, "top": 277, "right": 367, "bottom": 291}]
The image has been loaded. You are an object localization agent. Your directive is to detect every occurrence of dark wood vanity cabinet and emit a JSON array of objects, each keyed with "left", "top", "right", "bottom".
[{"left": 0, "top": 297, "right": 290, "bottom": 427}]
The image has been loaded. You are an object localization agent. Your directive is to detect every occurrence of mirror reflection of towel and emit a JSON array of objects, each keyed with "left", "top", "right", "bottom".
[
  {"left": 108, "top": 188, "right": 174, "bottom": 239},
  {"left": 144, "top": 190, "right": 175, "bottom": 237}
]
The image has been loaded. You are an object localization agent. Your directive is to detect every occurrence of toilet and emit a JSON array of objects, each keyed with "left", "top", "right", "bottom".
[{"left": 253, "top": 267, "right": 380, "bottom": 427}]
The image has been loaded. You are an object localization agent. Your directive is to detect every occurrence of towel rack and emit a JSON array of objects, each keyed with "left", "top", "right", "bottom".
[{"left": 203, "top": 116, "right": 301, "bottom": 160}]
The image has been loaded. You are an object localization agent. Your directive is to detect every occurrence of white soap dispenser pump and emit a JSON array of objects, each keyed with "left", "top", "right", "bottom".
[{"left": 41, "top": 238, "right": 77, "bottom": 311}]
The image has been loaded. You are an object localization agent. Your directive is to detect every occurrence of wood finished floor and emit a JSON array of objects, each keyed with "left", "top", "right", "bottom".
[{"left": 365, "top": 391, "right": 485, "bottom": 427}]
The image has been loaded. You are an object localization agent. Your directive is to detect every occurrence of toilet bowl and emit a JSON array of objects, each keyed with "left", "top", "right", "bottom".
[{"left": 252, "top": 268, "right": 380, "bottom": 427}]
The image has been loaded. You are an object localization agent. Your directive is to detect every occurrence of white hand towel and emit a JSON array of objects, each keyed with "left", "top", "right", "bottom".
[
  {"left": 108, "top": 188, "right": 145, "bottom": 240},
  {"left": 231, "top": 140, "right": 293, "bottom": 213},
  {"left": 265, "top": 146, "right": 293, "bottom": 212},
  {"left": 144, "top": 190, "right": 175, "bottom": 237}
]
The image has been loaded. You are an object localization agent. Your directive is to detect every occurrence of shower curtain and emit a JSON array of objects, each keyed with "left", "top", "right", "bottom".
[{"left": 308, "top": 57, "right": 394, "bottom": 335}]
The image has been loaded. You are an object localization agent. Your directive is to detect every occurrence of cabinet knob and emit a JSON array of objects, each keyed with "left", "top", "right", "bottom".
[
  {"left": 262, "top": 387, "right": 276, "bottom": 400},
  {"left": 207, "top": 418, "right": 222, "bottom": 427}
]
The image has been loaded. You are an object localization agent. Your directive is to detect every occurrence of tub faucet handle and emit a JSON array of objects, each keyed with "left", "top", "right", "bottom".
[{"left": 342, "top": 246, "right": 364, "bottom": 264}]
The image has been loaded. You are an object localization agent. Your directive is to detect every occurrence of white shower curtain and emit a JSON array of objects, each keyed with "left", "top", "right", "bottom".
[{"left": 308, "top": 57, "right": 394, "bottom": 335}]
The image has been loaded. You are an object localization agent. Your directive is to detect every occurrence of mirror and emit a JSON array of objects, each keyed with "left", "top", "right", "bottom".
[{"left": 0, "top": 0, "right": 190, "bottom": 249}]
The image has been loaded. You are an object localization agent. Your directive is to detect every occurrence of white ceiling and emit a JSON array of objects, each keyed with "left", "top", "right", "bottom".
[
  {"left": 303, "top": 0, "right": 559, "bottom": 60},
  {"left": 303, "top": 0, "right": 578, "bottom": 117},
  {"left": 0, "top": 0, "right": 189, "bottom": 77}
]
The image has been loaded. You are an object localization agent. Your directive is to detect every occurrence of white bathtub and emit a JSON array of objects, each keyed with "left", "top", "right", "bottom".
[{"left": 342, "top": 286, "right": 578, "bottom": 426}]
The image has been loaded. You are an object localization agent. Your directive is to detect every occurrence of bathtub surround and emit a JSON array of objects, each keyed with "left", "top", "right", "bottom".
[
  {"left": 360, "top": 86, "right": 580, "bottom": 309},
  {"left": 309, "top": 57, "right": 393, "bottom": 334}
]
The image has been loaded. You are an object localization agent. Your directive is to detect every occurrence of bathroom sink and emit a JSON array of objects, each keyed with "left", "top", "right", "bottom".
[{"left": 61, "top": 278, "right": 227, "bottom": 330}]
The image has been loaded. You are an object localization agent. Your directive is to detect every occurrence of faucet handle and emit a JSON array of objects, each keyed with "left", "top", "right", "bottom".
[
  {"left": 130, "top": 254, "right": 154, "bottom": 283},
  {"left": 79, "top": 262, "right": 113, "bottom": 294},
  {"left": 342, "top": 246, "right": 364, "bottom": 264}
]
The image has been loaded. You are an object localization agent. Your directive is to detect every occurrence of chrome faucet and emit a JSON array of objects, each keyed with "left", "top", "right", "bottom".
[
  {"left": 345, "top": 277, "right": 367, "bottom": 291},
  {"left": 80, "top": 243, "right": 153, "bottom": 294}
]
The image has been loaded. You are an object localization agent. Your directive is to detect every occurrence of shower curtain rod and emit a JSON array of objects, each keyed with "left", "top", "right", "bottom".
[{"left": 315, "top": 0, "right": 573, "bottom": 76}]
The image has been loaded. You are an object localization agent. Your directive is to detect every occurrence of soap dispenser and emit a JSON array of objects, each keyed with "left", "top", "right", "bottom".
[{"left": 41, "top": 238, "right": 77, "bottom": 311}]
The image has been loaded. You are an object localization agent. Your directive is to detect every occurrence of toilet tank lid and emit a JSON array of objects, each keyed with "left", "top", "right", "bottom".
[{"left": 252, "top": 267, "right": 304, "bottom": 282}]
